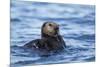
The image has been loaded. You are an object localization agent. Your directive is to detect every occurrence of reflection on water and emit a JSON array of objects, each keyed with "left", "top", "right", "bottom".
[{"left": 10, "top": 0, "right": 95, "bottom": 66}]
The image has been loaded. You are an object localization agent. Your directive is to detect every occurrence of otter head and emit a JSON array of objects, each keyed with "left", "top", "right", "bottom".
[{"left": 41, "top": 22, "right": 59, "bottom": 38}]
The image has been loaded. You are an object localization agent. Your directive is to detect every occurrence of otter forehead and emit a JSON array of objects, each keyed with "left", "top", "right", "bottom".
[
  {"left": 43, "top": 22, "right": 59, "bottom": 30},
  {"left": 46, "top": 22, "right": 58, "bottom": 26},
  {"left": 44, "top": 22, "right": 59, "bottom": 28}
]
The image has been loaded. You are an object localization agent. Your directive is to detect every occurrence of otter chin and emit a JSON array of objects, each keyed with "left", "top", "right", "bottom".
[{"left": 24, "top": 21, "right": 66, "bottom": 52}]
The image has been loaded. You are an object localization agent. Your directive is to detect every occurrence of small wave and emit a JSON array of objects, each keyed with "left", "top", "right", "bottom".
[
  {"left": 64, "top": 34, "right": 95, "bottom": 41},
  {"left": 84, "top": 56, "right": 95, "bottom": 62},
  {"left": 11, "top": 18, "right": 21, "bottom": 22}
]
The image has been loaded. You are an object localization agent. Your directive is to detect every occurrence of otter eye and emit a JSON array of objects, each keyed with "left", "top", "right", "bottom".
[{"left": 49, "top": 24, "right": 52, "bottom": 26}]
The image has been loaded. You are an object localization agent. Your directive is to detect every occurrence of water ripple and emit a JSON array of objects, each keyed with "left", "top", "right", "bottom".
[{"left": 10, "top": 1, "right": 95, "bottom": 66}]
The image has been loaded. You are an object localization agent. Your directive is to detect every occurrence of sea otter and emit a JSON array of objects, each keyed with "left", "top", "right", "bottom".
[{"left": 24, "top": 22, "right": 66, "bottom": 52}]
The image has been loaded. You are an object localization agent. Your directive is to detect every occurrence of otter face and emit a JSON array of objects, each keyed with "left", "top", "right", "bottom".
[{"left": 42, "top": 22, "right": 59, "bottom": 37}]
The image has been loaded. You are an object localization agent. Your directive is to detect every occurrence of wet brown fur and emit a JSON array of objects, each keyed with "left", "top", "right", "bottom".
[{"left": 24, "top": 22, "right": 66, "bottom": 51}]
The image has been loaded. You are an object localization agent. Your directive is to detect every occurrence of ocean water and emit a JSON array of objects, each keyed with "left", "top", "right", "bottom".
[{"left": 10, "top": 1, "right": 95, "bottom": 66}]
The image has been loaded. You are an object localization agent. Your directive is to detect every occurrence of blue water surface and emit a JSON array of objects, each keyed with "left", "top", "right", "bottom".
[{"left": 10, "top": 0, "right": 95, "bottom": 66}]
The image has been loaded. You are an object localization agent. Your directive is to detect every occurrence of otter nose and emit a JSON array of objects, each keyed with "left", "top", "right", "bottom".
[{"left": 55, "top": 27, "right": 59, "bottom": 30}]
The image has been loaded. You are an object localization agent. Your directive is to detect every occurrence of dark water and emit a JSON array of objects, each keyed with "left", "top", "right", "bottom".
[{"left": 10, "top": 1, "right": 95, "bottom": 66}]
